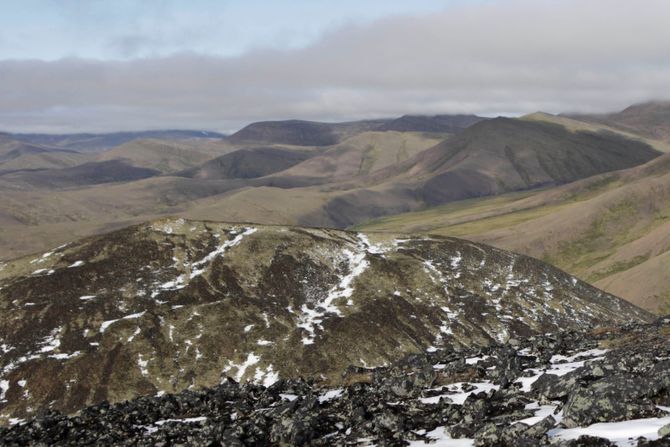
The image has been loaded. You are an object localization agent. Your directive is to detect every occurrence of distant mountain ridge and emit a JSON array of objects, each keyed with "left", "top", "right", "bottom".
[
  {"left": 9, "top": 130, "right": 227, "bottom": 153},
  {"left": 379, "top": 114, "right": 485, "bottom": 133},
  {"left": 568, "top": 101, "right": 670, "bottom": 143},
  {"left": 0, "top": 104, "right": 665, "bottom": 265},
  {"left": 311, "top": 117, "right": 661, "bottom": 227},
  {"left": 227, "top": 114, "right": 485, "bottom": 146}
]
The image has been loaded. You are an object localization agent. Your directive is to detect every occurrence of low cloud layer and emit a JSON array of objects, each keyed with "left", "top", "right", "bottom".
[{"left": 2, "top": 0, "right": 670, "bottom": 133}]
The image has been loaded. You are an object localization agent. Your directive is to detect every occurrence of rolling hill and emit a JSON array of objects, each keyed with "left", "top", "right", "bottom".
[
  {"left": 1, "top": 160, "right": 162, "bottom": 189},
  {"left": 0, "top": 218, "right": 651, "bottom": 422},
  {"left": 95, "top": 138, "right": 232, "bottom": 174},
  {"left": 274, "top": 131, "right": 446, "bottom": 180},
  {"left": 178, "top": 147, "right": 317, "bottom": 180},
  {"left": 0, "top": 152, "right": 91, "bottom": 173}
]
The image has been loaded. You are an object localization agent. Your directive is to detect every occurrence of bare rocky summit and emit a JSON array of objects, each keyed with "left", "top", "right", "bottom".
[{"left": 0, "top": 218, "right": 651, "bottom": 425}]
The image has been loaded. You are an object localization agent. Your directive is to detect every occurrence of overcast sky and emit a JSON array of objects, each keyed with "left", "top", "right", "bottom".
[{"left": 1, "top": 0, "right": 669, "bottom": 133}]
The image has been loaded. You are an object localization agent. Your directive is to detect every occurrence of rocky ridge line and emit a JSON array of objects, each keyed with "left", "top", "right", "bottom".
[
  {"left": 1, "top": 319, "right": 670, "bottom": 446},
  {"left": 0, "top": 219, "right": 654, "bottom": 423}
]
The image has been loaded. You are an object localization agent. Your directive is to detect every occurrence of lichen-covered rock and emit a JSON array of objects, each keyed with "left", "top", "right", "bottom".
[{"left": 562, "top": 374, "right": 666, "bottom": 427}]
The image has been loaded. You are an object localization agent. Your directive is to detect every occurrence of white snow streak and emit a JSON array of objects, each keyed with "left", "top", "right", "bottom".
[
  {"left": 100, "top": 311, "right": 146, "bottom": 333},
  {"left": 297, "top": 235, "right": 374, "bottom": 345}
]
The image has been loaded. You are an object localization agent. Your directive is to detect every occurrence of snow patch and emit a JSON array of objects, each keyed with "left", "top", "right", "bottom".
[
  {"left": 297, "top": 240, "right": 370, "bottom": 345},
  {"left": 190, "top": 227, "right": 257, "bottom": 278},
  {"left": 154, "top": 416, "right": 207, "bottom": 426},
  {"left": 254, "top": 365, "right": 279, "bottom": 387},
  {"left": 127, "top": 327, "right": 141, "bottom": 342},
  {"left": 549, "top": 415, "right": 670, "bottom": 446},
  {"left": 319, "top": 389, "right": 344, "bottom": 403},
  {"left": 550, "top": 348, "right": 608, "bottom": 363},
  {"left": 465, "top": 355, "right": 490, "bottom": 365},
  {"left": 138, "top": 354, "right": 149, "bottom": 376},
  {"left": 48, "top": 351, "right": 81, "bottom": 360},
  {"left": 226, "top": 353, "right": 260, "bottom": 382},
  {"left": 450, "top": 252, "right": 462, "bottom": 269},
  {"left": 38, "top": 328, "right": 61, "bottom": 353},
  {"left": 0, "top": 380, "right": 9, "bottom": 401},
  {"left": 408, "top": 426, "right": 475, "bottom": 446},
  {"left": 514, "top": 402, "right": 562, "bottom": 426},
  {"left": 420, "top": 382, "right": 499, "bottom": 405},
  {"left": 515, "top": 349, "right": 607, "bottom": 392}
]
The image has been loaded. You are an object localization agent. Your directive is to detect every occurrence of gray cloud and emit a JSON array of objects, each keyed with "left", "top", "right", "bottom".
[{"left": 2, "top": 0, "right": 670, "bottom": 133}]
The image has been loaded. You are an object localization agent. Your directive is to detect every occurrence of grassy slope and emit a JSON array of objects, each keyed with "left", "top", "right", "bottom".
[
  {"left": 274, "top": 131, "right": 447, "bottom": 180},
  {"left": 570, "top": 101, "right": 670, "bottom": 144},
  {"left": 357, "top": 155, "right": 670, "bottom": 313}
]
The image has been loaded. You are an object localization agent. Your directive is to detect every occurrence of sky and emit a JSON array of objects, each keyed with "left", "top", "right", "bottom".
[{"left": 1, "top": 0, "right": 669, "bottom": 133}]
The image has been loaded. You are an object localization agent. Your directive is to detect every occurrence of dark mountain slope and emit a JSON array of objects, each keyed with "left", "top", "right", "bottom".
[
  {"left": 228, "top": 120, "right": 346, "bottom": 146},
  {"left": 379, "top": 114, "right": 486, "bottom": 133},
  {"left": 414, "top": 117, "right": 660, "bottom": 205},
  {"left": 226, "top": 115, "right": 484, "bottom": 146},
  {"left": 0, "top": 219, "right": 651, "bottom": 421}
]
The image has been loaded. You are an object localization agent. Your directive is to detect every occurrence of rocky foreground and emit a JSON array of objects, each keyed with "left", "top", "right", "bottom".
[{"left": 1, "top": 318, "right": 669, "bottom": 446}]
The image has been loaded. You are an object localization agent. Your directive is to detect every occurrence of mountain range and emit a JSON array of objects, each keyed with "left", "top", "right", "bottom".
[
  {"left": 0, "top": 107, "right": 663, "bottom": 263},
  {"left": 358, "top": 105, "right": 670, "bottom": 313}
]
